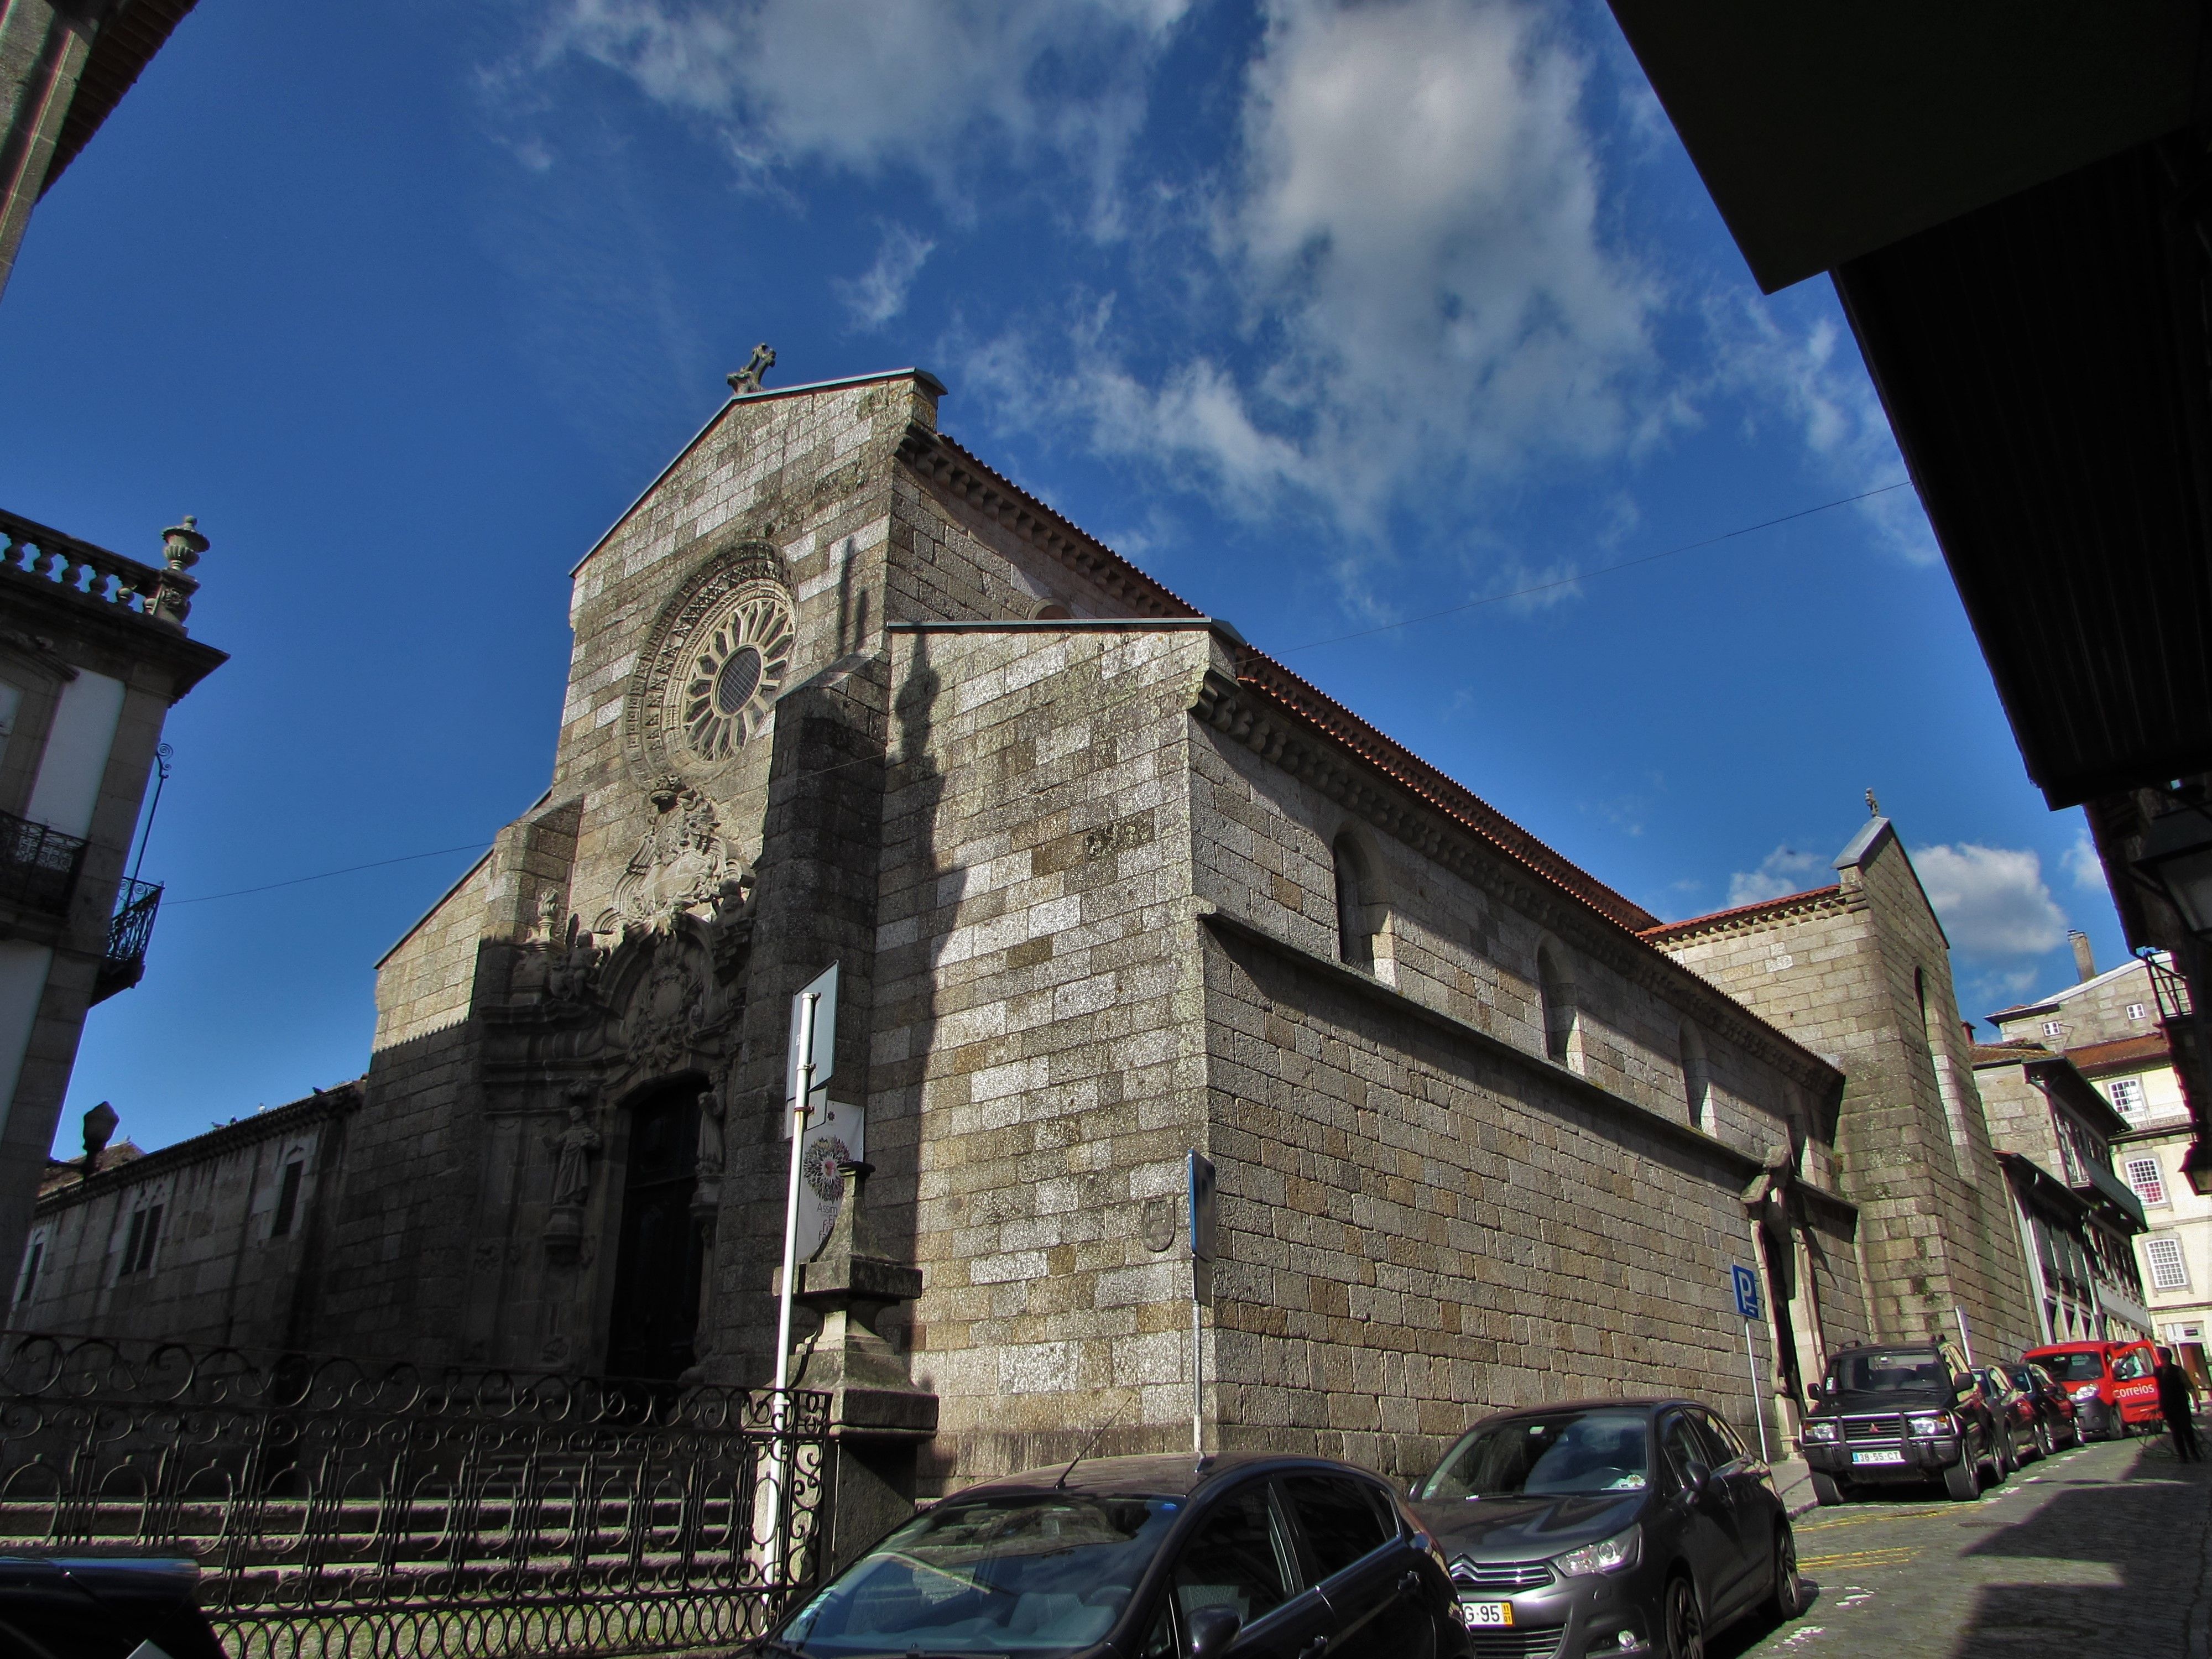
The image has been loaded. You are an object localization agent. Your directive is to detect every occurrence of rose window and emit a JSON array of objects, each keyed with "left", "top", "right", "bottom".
[{"left": 681, "top": 593, "right": 793, "bottom": 760}]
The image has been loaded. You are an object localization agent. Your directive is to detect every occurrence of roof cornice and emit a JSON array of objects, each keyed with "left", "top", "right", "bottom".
[
  {"left": 1191, "top": 665, "right": 1841, "bottom": 1096},
  {"left": 34, "top": 1084, "right": 361, "bottom": 1214},
  {"left": 1641, "top": 885, "right": 1849, "bottom": 946},
  {"left": 896, "top": 425, "right": 1204, "bottom": 620}
]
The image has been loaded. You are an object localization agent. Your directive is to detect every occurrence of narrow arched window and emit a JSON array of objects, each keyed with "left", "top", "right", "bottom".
[
  {"left": 1538, "top": 941, "right": 1576, "bottom": 1066},
  {"left": 1333, "top": 836, "right": 1374, "bottom": 969},
  {"left": 1679, "top": 1022, "right": 1710, "bottom": 1130}
]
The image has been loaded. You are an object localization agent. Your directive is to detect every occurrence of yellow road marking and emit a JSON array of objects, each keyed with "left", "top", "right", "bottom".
[
  {"left": 1801, "top": 1546, "right": 1919, "bottom": 1570},
  {"left": 1796, "top": 1506, "right": 1949, "bottom": 1533}
]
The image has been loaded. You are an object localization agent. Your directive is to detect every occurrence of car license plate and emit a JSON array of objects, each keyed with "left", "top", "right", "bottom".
[
  {"left": 1459, "top": 1601, "right": 1514, "bottom": 1628},
  {"left": 1851, "top": 1449, "right": 1907, "bottom": 1465}
]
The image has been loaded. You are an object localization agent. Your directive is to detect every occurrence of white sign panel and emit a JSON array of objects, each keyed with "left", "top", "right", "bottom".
[
  {"left": 786, "top": 963, "right": 839, "bottom": 1103},
  {"left": 791, "top": 1094, "right": 864, "bottom": 1261}
]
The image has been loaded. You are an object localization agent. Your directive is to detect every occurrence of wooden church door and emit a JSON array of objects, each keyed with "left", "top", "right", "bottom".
[{"left": 605, "top": 1086, "right": 704, "bottom": 1380}]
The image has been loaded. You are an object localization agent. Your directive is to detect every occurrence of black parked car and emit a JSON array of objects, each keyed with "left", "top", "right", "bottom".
[
  {"left": 1409, "top": 1398, "right": 1801, "bottom": 1659},
  {"left": 2002, "top": 1360, "right": 2081, "bottom": 1457},
  {"left": 1800, "top": 1342, "right": 2002, "bottom": 1503},
  {"left": 765, "top": 1453, "right": 1469, "bottom": 1659},
  {"left": 0, "top": 1556, "right": 226, "bottom": 1659}
]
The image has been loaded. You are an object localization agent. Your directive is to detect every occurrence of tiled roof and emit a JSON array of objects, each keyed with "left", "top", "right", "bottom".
[
  {"left": 1970, "top": 1040, "right": 2049, "bottom": 1066},
  {"left": 1639, "top": 885, "right": 1845, "bottom": 946},
  {"left": 905, "top": 425, "right": 1662, "bottom": 935},
  {"left": 2066, "top": 1031, "right": 2172, "bottom": 1074},
  {"left": 1229, "top": 650, "right": 1661, "bottom": 933}
]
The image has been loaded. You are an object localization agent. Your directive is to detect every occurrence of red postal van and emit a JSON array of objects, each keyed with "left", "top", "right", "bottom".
[{"left": 2023, "top": 1340, "right": 2162, "bottom": 1438}]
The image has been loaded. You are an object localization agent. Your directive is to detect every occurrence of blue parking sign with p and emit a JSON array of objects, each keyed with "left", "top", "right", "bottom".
[{"left": 1731, "top": 1264, "right": 1761, "bottom": 1321}]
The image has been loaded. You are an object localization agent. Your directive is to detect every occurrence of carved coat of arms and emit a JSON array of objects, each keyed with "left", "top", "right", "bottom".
[{"left": 610, "top": 776, "right": 745, "bottom": 933}]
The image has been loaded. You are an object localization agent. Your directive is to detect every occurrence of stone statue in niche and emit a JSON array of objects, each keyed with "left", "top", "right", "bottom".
[
  {"left": 612, "top": 775, "right": 739, "bottom": 933},
  {"left": 696, "top": 1084, "right": 726, "bottom": 1181},
  {"left": 546, "top": 922, "right": 606, "bottom": 1005},
  {"left": 550, "top": 1097, "right": 603, "bottom": 1209}
]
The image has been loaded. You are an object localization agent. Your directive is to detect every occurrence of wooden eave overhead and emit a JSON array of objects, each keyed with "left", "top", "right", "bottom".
[
  {"left": 1602, "top": 0, "right": 2204, "bottom": 294},
  {"left": 1834, "top": 134, "right": 2212, "bottom": 808},
  {"left": 41, "top": 0, "right": 200, "bottom": 196}
]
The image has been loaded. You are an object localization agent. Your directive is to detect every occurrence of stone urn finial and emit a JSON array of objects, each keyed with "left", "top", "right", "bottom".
[
  {"left": 81, "top": 1101, "right": 118, "bottom": 1173},
  {"left": 161, "top": 515, "right": 207, "bottom": 573},
  {"left": 151, "top": 516, "right": 207, "bottom": 628}
]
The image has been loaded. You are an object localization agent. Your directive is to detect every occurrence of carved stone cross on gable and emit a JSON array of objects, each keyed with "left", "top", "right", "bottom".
[{"left": 727, "top": 342, "right": 776, "bottom": 395}]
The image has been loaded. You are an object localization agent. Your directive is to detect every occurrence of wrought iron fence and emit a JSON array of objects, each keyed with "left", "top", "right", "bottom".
[{"left": 0, "top": 1330, "right": 833, "bottom": 1659}]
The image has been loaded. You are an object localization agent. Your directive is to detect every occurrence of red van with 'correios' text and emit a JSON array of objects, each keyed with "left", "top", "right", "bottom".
[{"left": 2024, "top": 1339, "right": 2162, "bottom": 1438}]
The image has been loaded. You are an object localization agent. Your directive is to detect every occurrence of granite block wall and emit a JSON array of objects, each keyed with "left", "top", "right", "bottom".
[{"left": 1653, "top": 825, "right": 2039, "bottom": 1357}]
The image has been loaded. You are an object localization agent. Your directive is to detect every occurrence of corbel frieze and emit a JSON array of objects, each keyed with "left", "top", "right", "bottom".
[{"left": 1190, "top": 669, "right": 1841, "bottom": 1094}]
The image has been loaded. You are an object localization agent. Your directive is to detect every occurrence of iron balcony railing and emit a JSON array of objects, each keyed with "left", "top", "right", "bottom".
[
  {"left": 93, "top": 878, "right": 161, "bottom": 1005},
  {"left": 2148, "top": 952, "right": 2195, "bottom": 1023},
  {"left": 0, "top": 808, "right": 85, "bottom": 917}
]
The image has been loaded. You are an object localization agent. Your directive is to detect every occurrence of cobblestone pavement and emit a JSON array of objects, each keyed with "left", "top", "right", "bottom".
[{"left": 1718, "top": 1427, "right": 2212, "bottom": 1658}]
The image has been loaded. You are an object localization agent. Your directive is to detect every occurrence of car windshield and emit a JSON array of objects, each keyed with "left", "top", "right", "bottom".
[
  {"left": 2035, "top": 1352, "right": 2106, "bottom": 1383},
  {"left": 2005, "top": 1366, "right": 2038, "bottom": 1391},
  {"left": 1829, "top": 1352, "right": 1949, "bottom": 1394},
  {"left": 777, "top": 1494, "right": 1178, "bottom": 1657},
  {"left": 1419, "top": 1410, "right": 1650, "bottom": 1501}
]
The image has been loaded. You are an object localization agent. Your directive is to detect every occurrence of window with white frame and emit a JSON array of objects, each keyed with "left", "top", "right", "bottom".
[
  {"left": 2109, "top": 1076, "right": 2148, "bottom": 1118},
  {"left": 2042, "top": 1020, "right": 2066, "bottom": 1037},
  {"left": 2127, "top": 1156, "right": 2168, "bottom": 1206},
  {"left": 2128, "top": 1003, "right": 2150, "bottom": 1021},
  {"left": 2148, "top": 1235, "right": 2190, "bottom": 1291}
]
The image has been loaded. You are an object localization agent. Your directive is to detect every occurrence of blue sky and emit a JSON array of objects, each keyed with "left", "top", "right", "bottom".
[{"left": 1, "top": 0, "right": 2119, "bottom": 1155}]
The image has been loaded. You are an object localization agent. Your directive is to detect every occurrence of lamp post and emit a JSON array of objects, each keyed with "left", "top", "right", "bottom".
[{"left": 2133, "top": 808, "right": 2212, "bottom": 1195}]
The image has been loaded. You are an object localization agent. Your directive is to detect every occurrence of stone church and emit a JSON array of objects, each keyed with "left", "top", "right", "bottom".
[{"left": 17, "top": 363, "right": 2038, "bottom": 1516}]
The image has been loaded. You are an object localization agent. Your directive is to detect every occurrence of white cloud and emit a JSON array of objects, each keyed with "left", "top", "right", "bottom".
[
  {"left": 835, "top": 224, "right": 936, "bottom": 330},
  {"left": 1727, "top": 847, "right": 1825, "bottom": 907},
  {"left": 1710, "top": 302, "right": 1936, "bottom": 565},
  {"left": 519, "top": 0, "right": 1191, "bottom": 225},
  {"left": 1914, "top": 843, "right": 2069, "bottom": 960},
  {"left": 970, "top": 0, "right": 1666, "bottom": 535},
  {"left": 2063, "top": 828, "right": 2109, "bottom": 894}
]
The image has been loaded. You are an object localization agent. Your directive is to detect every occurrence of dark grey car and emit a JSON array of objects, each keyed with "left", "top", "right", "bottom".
[
  {"left": 1409, "top": 1399, "right": 1801, "bottom": 1659},
  {"left": 765, "top": 1452, "right": 1470, "bottom": 1659}
]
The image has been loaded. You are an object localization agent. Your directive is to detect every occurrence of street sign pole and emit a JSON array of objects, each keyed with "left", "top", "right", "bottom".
[
  {"left": 1188, "top": 1152, "right": 1217, "bottom": 1457},
  {"left": 774, "top": 989, "right": 820, "bottom": 1399},
  {"left": 1744, "top": 1319, "right": 1771, "bottom": 1465},
  {"left": 768, "top": 964, "right": 837, "bottom": 1582},
  {"left": 1731, "top": 1264, "right": 1772, "bottom": 1465}
]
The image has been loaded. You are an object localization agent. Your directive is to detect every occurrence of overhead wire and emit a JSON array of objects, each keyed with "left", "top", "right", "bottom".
[
  {"left": 160, "top": 479, "right": 1916, "bottom": 906},
  {"left": 1280, "top": 479, "right": 1914, "bottom": 653}
]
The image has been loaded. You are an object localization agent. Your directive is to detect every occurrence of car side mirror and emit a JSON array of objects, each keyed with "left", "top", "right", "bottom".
[{"left": 1188, "top": 1606, "right": 1242, "bottom": 1659}]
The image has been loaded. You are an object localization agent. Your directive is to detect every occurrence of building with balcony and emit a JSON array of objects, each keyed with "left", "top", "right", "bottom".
[
  {"left": 1984, "top": 953, "right": 2212, "bottom": 1376},
  {"left": 0, "top": 512, "right": 222, "bottom": 1284},
  {"left": 1970, "top": 1041, "right": 2150, "bottom": 1347}
]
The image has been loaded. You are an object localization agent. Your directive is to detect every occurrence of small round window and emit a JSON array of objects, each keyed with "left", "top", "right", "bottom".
[{"left": 715, "top": 645, "right": 764, "bottom": 715}]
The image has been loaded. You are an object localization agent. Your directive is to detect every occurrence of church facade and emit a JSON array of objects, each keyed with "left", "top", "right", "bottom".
[{"left": 21, "top": 368, "right": 1891, "bottom": 1514}]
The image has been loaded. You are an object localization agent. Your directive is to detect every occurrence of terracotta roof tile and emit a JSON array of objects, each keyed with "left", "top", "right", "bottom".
[{"left": 1639, "top": 885, "right": 1845, "bottom": 945}]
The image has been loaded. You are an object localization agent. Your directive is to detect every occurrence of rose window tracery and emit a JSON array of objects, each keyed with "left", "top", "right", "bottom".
[
  {"left": 628, "top": 541, "right": 797, "bottom": 786},
  {"left": 681, "top": 593, "right": 793, "bottom": 761}
]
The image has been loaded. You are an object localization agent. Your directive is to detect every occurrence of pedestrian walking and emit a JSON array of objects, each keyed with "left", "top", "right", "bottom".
[{"left": 2155, "top": 1346, "right": 2201, "bottom": 1463}]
